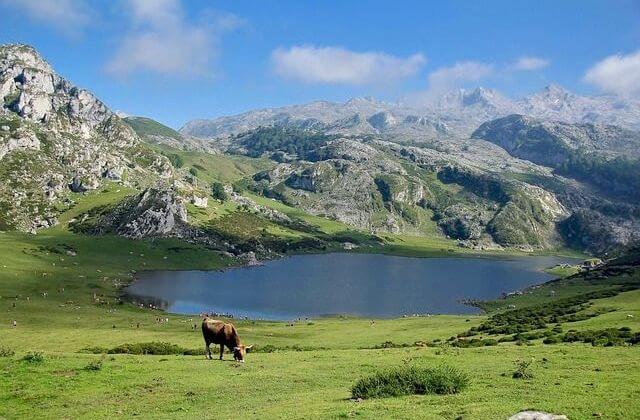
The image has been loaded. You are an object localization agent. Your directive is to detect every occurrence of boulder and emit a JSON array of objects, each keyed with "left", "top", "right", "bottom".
[
  {"left": 192, "top": 195, "right": 208, "bottom": 208},
  {"left": 509, "top": 411, "right": 568, "bottom": 420}
]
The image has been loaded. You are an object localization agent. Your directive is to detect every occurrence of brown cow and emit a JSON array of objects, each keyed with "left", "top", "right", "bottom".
[{"left": 202, "top": 318, "right": 252, "bottom": 362}]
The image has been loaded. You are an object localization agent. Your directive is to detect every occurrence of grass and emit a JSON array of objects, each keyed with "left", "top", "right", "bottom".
[
  {"left": 0, "top": 220, "right": 638, "bottom": 418},
  {"left": 0, "top": 176, "right": 638, "bottom": 418},
  {"left": 151, "top": 144, "right": 273, "bottom": 184},
  {"left": 124, "top": 116, "right": 181, "bottom": 140},
  {"left": 545, "top": 264, "right": 582, "bottom": 278}
]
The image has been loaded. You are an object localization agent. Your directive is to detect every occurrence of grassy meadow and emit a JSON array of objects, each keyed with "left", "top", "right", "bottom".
[{"left": 0, "top": 181, "right": 639, "bottom": 419}]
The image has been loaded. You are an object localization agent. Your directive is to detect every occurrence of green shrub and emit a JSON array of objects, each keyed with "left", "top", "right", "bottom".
[
  {"left": 469, "top": 288, "right": 631, "bottom": 337},
  {"left": 254, "top": 344, "right": 278, "bottom": 353},
  {"left": 211, "top": 181, "right": 228, "bottom": 201},
  {"left": 512, "top": 360, "right": 533, "bottom": 379},
  {"left": 164, "top": 153, "right": 184, "bottom": 168},
  {"left": 84, "top": 358, "right": 104, "bottom": 371},
  {"left": 560, "top": 328, "right": 637, "bottom": 346},
  {"left": 108, "top": 342, "right": 187, "bottom": 355},
  {"left": 238, "top": 126, "right": 335, "bottom": 159},
  {"left": 81, "top": 342, "right": 194, "bottom": 356},
  {"left": 374, "top": 341, "right": 410, "bottom": 349},
  {"left": 351, "top": 365, "right": 469, "bottom": 399},
  {"left": 543, "top": 336, "right": 561, "bottom": 344},
  {"left": 22, "top": 352, "right": 44, "bottom": 363},
  {"left": 0, "top": 346, "right": 15, "bottom": 357},
  {"left": 452, "top": 338, "right": 498, "bottom": 347}
]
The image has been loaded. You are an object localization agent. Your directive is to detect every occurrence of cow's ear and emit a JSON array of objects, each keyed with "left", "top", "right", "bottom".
[{"left": 246, "top": 345, "right": 253, "bottom": 352}]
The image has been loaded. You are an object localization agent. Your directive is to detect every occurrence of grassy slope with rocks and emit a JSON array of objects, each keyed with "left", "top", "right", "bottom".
[
  {"left": 0, "top": 218, "right": 638, "bottom": 418},
  {"left": 0, "top": 187, "right": 638, "bottom": 418}
]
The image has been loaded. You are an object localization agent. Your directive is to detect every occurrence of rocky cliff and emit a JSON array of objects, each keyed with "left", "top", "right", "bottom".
[{"left": 0, "top": 44, "right": 172, "bottom": 231}]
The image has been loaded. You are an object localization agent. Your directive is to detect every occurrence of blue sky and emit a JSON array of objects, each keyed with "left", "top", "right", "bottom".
[{"left": 1, "top": 0, "right": 639, "bottom": 128}]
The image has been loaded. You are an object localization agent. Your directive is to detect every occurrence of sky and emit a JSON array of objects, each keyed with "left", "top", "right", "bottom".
[{"left": 1, "top": 0, "right": 639, "bottom": 129}]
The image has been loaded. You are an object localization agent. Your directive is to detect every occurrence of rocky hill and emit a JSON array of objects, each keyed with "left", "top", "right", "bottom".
[
  {"left": 208, "top": 116, "right": 640, "bottom": 253},
  {"left": 473, "top": 115, "right": 640, "bottom": 201},
  {"left": 223, "top": 126, "right": 572, "bottom": 250},
  {"left": 0, "top": 44, "right": 172, "bottom": 231},
  {"left": 2, "top": 44, "right": 639, "bottom": 256}
]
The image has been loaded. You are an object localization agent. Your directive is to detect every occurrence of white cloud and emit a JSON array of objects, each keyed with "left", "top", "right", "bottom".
[
  {"left": 271, "top": 45, "right": 426, "bottom": 85},
  {"left": 0, "top": 0, "right": 93, "bottom": 37},
  {"left": 106, "top": 0, "right": 242, "bottom": 78},
  {"left": 427, "top": 61, "right": 494, "bottom": 93},
  {"left": 512, "top": 56, "right": 550, "bottom": 71},
  {"left": 583, "top": 50, "right": 640, "bottom": 97}
]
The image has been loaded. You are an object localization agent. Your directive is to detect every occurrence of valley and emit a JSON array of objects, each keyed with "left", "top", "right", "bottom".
[{"left": 1, "top": 42, "right": 639, "bottom": 419}]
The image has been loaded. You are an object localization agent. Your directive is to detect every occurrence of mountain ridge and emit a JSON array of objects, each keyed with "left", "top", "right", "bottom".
[
  {"left": 2, "top": 43, "right": 640, "bottom": 256},
  {"left": 180, "top": 86, "right": 640, "bottom": 140}
]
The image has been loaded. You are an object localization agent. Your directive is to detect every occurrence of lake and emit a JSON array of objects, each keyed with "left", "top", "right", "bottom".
[{"left": 124, "top": 253, "right": 579, "bottom": 320}]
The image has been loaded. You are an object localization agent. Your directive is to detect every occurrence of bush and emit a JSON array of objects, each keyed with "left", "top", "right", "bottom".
[
  {"left": 374, "top": 341, "right": 410, "bottom": 349},
  {"left": 543, "top": 336, "right": 561, "bottom": 344},
  {"left": 81, "top": 342, "right": 195, "bottom": 356},
  {"left": 452, "top": 338, "right": 498, "bottom": 347},
  {"left": 0, "top": 346, "right": 15, "bottom": 357},
  {"left": 254, "top": 344, "right": 278, "bottom": 353},
  {"left": 351, "top": 365, "right": 469, "bottom": 399},
  {"left": 84, "top": 357, "right": 104, "bottom": 371},
  {"left": 211, "top": 181, "right": 228, "bottom": 201},
  {"left": 512, "top": 359, "right": 534, "bottom": 379},
  {"left": 22, "top": 352, "right": 44, "bottom": 363},
  {"left": 164, "top": 153, "right": 184, "bottom": 168},
  {"left": 108, "top": 342, "right": 187, "bottom": 355}
]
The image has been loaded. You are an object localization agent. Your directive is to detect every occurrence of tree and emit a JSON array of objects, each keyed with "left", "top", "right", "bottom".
[{"left": 211, "top": 181, "right": 228, "bottom": 201}]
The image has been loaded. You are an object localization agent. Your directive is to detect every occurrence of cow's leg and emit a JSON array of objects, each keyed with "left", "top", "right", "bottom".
[
  {"left": 219, "top": 344, "right": 224, "bottom": 360},
  {"left": 205, "top": 340, "right": 211, "bottom": 360}
]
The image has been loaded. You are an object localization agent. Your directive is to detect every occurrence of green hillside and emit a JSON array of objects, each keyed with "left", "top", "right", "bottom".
[
  {"left": 0, "top": 214, "right": 638, "bottom": 418},
  {"left": 124, "top": 116, "right": 182, "bottom": 140}
]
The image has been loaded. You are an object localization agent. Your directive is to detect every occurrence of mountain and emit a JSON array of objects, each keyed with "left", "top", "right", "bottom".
[
  {"left": 2, "top": 44, "right": 639, "bottom": 255},
  {"left": 517, "top": 84, "right": 640, "bottom": 129},
  {"left": 472, "top": 114, "right": 640, "bottom": 201},
  {"left": 0, "top": 44, "right": 172, "bottom": 231},
  {"left": 180, "top": 86, "right": 640, "bottom": 141},
  {"left": 473, "top": 114, "right": 640, "bottom": 162}
]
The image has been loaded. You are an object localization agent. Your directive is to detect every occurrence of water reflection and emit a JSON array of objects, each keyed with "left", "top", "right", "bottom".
[{"left": 124, "top": 253, "right": 578, "bottom": 320}]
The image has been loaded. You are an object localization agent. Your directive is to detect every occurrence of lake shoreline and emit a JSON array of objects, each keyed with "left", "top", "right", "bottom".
[{"left": 124, "top": 253, "right": 582, "bottom": 320}]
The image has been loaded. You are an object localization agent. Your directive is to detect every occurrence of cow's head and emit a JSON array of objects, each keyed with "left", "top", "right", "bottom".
[{"left": 233, "top": 344, "right": 253, "bottom": 362}]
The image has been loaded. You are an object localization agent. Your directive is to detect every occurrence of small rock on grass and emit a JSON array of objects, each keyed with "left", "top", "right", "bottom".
[{"left": 509, "top": 411, "right": 568, "bottom": 420}]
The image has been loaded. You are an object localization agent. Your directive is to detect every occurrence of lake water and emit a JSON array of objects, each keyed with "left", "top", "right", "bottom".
[{"left": 124, "top": 253, "right": 578, "bottom": 320}]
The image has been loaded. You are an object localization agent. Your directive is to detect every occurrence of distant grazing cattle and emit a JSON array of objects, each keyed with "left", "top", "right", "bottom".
[{"left": 202, "top": 318, "right": 252, "bottom": 362}]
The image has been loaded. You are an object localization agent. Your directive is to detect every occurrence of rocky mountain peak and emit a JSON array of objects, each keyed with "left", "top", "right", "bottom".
[
  {"left": 436, "top": 87, "right": 510, "bottom": 110},
  {"left": 346, "top": 96, "right": 377, "bottom": 106},
  {"left": 0, "top": 43, "right": 113, "bottom": 137},
  {"left": 0, "top": 43, "right": 52, "bottom": 73},
  {"left": 462, "top": 87, "right": 502, "bottom": 106},
  {"left": 0, "top": 44, "right": 173, "bottom": 232},
  {"left": 531, "top": 84, "right": 576, "bottom": 108}
]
